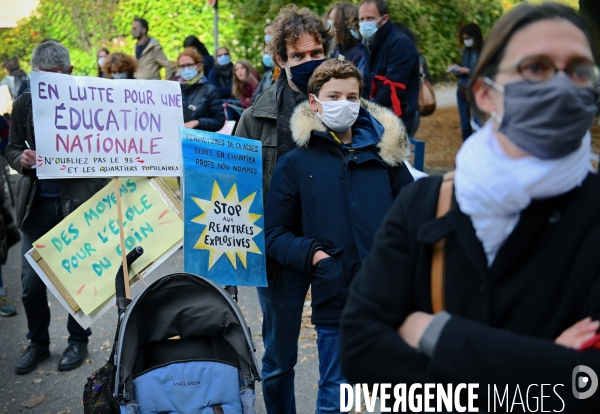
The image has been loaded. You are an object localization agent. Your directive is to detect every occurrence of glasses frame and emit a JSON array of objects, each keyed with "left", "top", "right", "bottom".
[{"left": 497, "top": 54, "right": 599, "bottom": 87}]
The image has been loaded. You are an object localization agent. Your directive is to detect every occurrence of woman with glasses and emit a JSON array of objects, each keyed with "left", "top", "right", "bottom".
[
  {"left": 178, "top": 47, "right": 225, "bottom": 131},
  {"left": 340, "top": 3, "right": 600, "bottom": 411}
]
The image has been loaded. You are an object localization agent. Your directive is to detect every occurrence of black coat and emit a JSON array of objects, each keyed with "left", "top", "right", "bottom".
[
  {"left": 265, "top": 100, "right": 413, "bottom": 325},
  {"left": 208, "top": 63, "right": 233, "bottom": 99},
  {"left": 362, "top": 20, "right": 420, "bottom": 134},
  {"left": 340, "top": 174, "right": 600, "bottom": 412},
  {"left": 180, "top": 81, "right": 225, "bottom": 132}
]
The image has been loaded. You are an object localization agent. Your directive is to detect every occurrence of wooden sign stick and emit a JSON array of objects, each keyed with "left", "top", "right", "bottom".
[{"left": 113, "top": 177, "right": 131, "bottom": 299}]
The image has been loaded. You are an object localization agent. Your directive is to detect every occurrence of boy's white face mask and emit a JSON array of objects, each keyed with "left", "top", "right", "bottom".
[{"left": 312, "top": 96, "right": 360, "bottom": 132}]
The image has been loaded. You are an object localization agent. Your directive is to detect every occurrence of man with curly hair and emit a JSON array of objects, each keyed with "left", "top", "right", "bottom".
[{"left": 234, "top": 5, "right": 334, "bottom": 413}]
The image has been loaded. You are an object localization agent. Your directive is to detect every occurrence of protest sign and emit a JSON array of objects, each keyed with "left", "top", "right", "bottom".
[
  {"left": 30, "top": 177, "right": 183, "bottom": 315},
  {"left": 181, "top": 128, "right": 267, "bottom": 287},
  {"left": 29, "top": 71, "right": 184, "bottom": 178}
]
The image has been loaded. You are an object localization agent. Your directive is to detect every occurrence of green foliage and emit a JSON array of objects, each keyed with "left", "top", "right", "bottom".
[{"left": 387, "top": 0, "right": 504, "bottom": 79}]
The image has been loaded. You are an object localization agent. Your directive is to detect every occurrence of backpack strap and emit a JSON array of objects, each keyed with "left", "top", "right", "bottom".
[{"left": 431, "top": 170, "right": 454, "bottom": 314}]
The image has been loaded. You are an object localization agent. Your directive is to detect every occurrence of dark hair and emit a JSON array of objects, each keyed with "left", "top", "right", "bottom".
[
  {"left": 327, "top": 2, "right": 360, "bottom": 50},
  {"left": 134, "top": 18, "right": 149, "bottom": 33},
  {"left": 358, "top": 0, "right": 388, "bottom": 17},
  {"left": 307, "top": 58, "right": 363, "bottom": 98},
  {"left": 268, "top": 4, "right": 334, "bottom": 66},
  {"left": 460, "top": 23, "right": 483, "bottom": 53},
  {"left": 3, "top": 58, "right": 20, "bottom": 73},
  {"left": 468, "top": 2, "right": 593, "bottom": 116},
  {"left": 183, "top": 35, "right": 209, "bottom": 57}
]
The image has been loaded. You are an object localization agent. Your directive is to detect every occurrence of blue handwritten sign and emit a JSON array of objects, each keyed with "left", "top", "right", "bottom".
[{"left": 181, "top": 128, "right": 266, "bottom": 287}]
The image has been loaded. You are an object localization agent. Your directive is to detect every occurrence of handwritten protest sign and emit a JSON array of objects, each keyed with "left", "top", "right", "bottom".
[
  {"left": 32, "top": 177, "right": 183, "bottom": 315},
  {"left": 181, "top": 128, "right": 266, "bottom": 287},
  {"left": 29, "top": 71, "right": 184, "bottom": 178}
]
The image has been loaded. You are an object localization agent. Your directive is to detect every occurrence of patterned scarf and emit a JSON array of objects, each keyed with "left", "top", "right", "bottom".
[{"left": 276, "top": 75, "right": 307, "bottom": 161}]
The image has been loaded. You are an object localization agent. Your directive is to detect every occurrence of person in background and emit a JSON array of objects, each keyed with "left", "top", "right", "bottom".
[
  {"left": 1, "top": 59, "right": 27, "bottom": 99},
  {"left": 265, "top": 58, "right": 413, "bottom": 414},
  {"left": 326, "top": 3, "right": 365, "bottom": 73},
  {"left": 102, "top": 52, "right": 137, "bottom": 79},
  {"left": 264, "top": 23, "right": 281, "bottom": 83},
  {"left": 178, "top": 47, "right": 225, "bottom": 132},
  {"left": 96, "top": 48, "right": 110, "bottom": 78},
  {"left": 6, "top": 40, "right": 109, "bottom": 375},
  {"left": 449, "top": 23, "right": 484, "bottom": 140},
  {"left": 234, "top": 5, "right": 334, "bottom": 412},
  {"left": 394, "top": 21, "right": 430, "bottom": 136},
  {"left": 233, "top": 60, "right": 259, "bottom": 108},
  {"left": 131, "top": 17, "right": 175, "bottom": 80},
  {"left": 183, "top": 35, "right": 214, "bottom": 79},
  {"left": 208, "top": 46, "right": 234, "bottom": 99},
  {"left": 359, "top": 0, "right": 420, "bottom": 134},
  {"left": 0, "top": 157, "right": 20, "bottom": 317},
  {"left": 340, "top": 3, "right": 600, "bottom": 411},
  {"left": 252, "top": 45, "right": 276, "bottom": 103}
]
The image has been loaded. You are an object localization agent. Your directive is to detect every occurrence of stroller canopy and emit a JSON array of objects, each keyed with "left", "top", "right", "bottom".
[{"left": 114, "top": 273, "right": 260, "bottom": 400}]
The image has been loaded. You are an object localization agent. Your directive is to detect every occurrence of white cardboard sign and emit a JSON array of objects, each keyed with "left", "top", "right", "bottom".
[{"left": 30, "top": 71, "right": 184, "bottom": 178}]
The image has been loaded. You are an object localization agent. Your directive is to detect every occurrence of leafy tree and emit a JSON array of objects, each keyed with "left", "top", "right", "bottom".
[{"left": 387, "top": 0, "right": 504, "bottom": 78}]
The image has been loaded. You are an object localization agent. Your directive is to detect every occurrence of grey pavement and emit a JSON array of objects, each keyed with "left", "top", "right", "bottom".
[{"left": 434, "top": 85, "right": 458, "bottom": 109}]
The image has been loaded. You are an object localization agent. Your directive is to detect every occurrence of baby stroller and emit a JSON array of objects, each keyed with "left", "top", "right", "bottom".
[{"left": 85, "top": 247, "right": 261, "bottom": 414}]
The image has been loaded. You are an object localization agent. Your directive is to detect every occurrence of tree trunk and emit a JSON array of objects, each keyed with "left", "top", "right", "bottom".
[{"left": 580, "top": 0, "right": 600, "bottom": 63}]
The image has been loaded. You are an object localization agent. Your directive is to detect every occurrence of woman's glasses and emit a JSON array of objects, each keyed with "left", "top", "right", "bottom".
[
  {"left": 179, "top": 63, "right": 197, "bottom": 69},
  {"left": 499, "top": 55, "right": 599, "bottom": 88}
]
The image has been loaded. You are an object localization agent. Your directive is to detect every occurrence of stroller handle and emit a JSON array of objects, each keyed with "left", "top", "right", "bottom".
[{"left": 115, "top": 246, "right": 144, "bottom": 302}]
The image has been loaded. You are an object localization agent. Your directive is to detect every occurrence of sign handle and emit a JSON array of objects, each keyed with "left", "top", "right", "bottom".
[{"left": 113, "top": 177, "right": 130, "bottom": 299}]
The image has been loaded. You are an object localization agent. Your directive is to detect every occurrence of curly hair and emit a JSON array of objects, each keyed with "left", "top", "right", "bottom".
[
  {"left": 307, "top": 58, "right": 362, "bottom": 98},
  {"left": 177, "top": 47, "right": 203, "bottom": 66},
  {"left": 102, "top": 53, "right": 138, "bottom": 79},
  {"left": 326, "top": 2, "right": 360, "bottom": 50},
  {"left": 268, "top": 4, "right": 335, "bottom": 67}
]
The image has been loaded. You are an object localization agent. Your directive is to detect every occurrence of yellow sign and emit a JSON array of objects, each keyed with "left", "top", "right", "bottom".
[{"left": 34, "top": 177, "right": 183, "bottom": 315}]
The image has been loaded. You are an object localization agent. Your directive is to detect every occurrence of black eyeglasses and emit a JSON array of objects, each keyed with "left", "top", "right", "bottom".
[
  {"left": 217, "top": 52, "right": 230, "bottom": 58},
  {"left": 498, "top": 55, "right": 599, "bottom": 88},
  {"left": 179, "top": 63, "right": 197, "bottom": 69}
]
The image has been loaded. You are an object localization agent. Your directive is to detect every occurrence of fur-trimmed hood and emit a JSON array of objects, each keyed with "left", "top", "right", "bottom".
[{"left": 290, "top": 99, "right": 411, "bottom": 166}]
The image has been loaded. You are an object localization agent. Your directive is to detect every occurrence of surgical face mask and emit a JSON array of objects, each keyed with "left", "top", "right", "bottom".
[
  {"left": 265, "top": 34, "right": 273, "bottom": 43},
  {"left": 312, "top": 95, "right": 360, "bottom": 132},
  {"left": 359, "top": 17, "right": 382, "bottom": 40},
  {"left": 350, "top": 28, "right": 360, "bottom": 40},
  {"left": 97, "top": 57, "right": 106, "bottom": 67},
  {"left": 262, "top": 54, "right": 274, "bottom": 68},
  {"left": 484, "top": 73, "right": 599, "bottom": 159},
  {"left": 327, "top": 19, "right": 334, "bottom": 29},
  {"left": 180, "top": 67, "right": 198, "bottom": 81},
  {"left": 217, "top": 54, "right": 231, "bottom": 66},
  {"left": 285, "top": 59, "right": 325, "bottom": 94},
  {"left": 464, "top": 38, "right": 474, "bottom": 48},
  {"left": 112, "top": 72, "right": 128, "bottom": 79}
]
